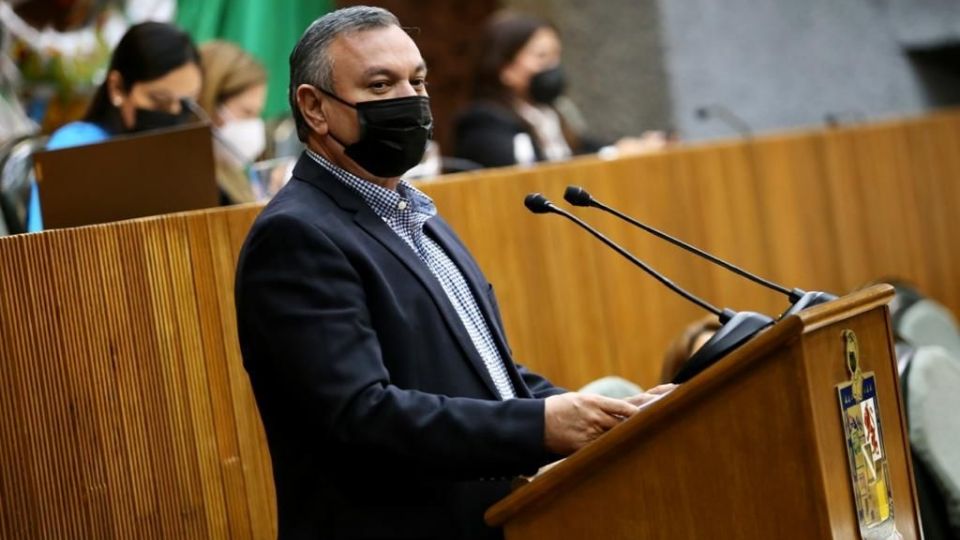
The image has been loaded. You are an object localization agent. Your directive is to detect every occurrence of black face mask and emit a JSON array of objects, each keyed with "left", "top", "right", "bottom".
[
  {"left": 529, "top": 65, "right": 566, "bottom": 104},
  {"left": 320, "top": 88, "right": 433, "bottom": 178},
  {"left": 130, "top": 106, "right": 192, "bottom": 133}
]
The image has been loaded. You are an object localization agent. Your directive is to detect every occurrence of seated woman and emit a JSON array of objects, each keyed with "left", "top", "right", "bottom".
[
  {"left": 454, "top": 11, "right": 666, "bottom": 169},
  {"left": 196, "top": 40, "right": 268, "bottom": 205},
  {"left": 27, "top": 22, "right": 202, "bottom": 232}
]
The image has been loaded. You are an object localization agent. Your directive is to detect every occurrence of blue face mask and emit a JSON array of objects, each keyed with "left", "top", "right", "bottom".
[{"left": 319, "top": 88, "right": 434, "bottom": 178}]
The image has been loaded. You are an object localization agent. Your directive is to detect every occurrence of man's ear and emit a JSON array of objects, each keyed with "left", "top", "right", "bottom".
[{"left": 296, "top": 84, "right": 328, "bottom": 136}]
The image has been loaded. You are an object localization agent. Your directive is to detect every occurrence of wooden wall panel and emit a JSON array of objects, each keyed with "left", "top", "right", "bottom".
[
  {"left": 427, "top": 110, "right": 960, "bottom": 389},
  {"left": 0, "top": 207, "right": 267, "bottom": 539},
  {"left": 1, "top": 111, "right": 959, "bottom": 536}
]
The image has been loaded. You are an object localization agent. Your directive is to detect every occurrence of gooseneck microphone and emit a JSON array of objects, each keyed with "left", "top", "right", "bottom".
[
  {"left": 824, "top": 109, "right": 867, "bottom": 128},
  {"left": 525, "top": 193, "right": 774, "bottom": 383},
  {"left": 527, "top": 194, "right": 723, "bottom": 317},
  {"left": 563, "top": 186, "right": 837, "bottom": 318},
  {"left": 182, "top": 98, "right": 249, "bottom": 163},
  {"left": 695, "top": 104, "right": 753, "bottom": 138}
]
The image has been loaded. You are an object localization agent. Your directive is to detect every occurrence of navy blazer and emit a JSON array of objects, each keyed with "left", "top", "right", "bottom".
[{"left": 235, "top": 154, "right": 564, "bottom": 539}]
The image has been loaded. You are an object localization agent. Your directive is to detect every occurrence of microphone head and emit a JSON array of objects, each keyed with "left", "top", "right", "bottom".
[
  {"left": 672, "top": 310, "right": 774, "bottom": 383},
  {"left": 524, "top": 193, "right": 553, "bottom": 214},
  {"left": 779, "top": 290, "right": 838, "bottom": 319},
  {"left": 563, "top": 186, "right": 594, "bottom": 207},
  {"left": 182, "top": 97, "right": 212, "bottom": 124}
]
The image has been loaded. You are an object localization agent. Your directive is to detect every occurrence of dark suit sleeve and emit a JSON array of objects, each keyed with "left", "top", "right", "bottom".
[
  {"left": 516, "top": 365, "right": 567, "bottom": 398},
  {"left": 237, "top": 214, "right": 553, "bottom": 478}
]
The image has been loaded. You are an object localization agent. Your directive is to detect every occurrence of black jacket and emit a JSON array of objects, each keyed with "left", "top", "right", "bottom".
[
  {"left": 235, "top": 153, "right": 564, "bottom": 539},
  {"left": 453, "top": 100, "right": 605, "bottom": 169}
]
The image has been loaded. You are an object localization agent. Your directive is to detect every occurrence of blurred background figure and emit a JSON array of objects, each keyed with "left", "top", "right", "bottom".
[
  {"left": 175, "top": 0, "right": 325, "bottom": 188},
  {"left": 0, "top": 4, "right": 38, "bottom": 145},
  {"left": 453, "top": 10, "right": 667, "bottom": 169},
  {"left": 1, "top": 1, "right": 321, "bottom": 235},
  {"left": 26, "top": 21, "right": 201, "bottom": 232},
  {"left": 885, "top": 280, "right": 960, "bottom": 540},
  {"left": 46, "top": 21, "right": 199, "bottom": 145},
  {"left": 660, "top": 315, "right": 721, "bottom": 384},
  {"left": 578, "top": 375, "right": 644, "bottom": 400},
  {"left": 197, "top": 40, "right": 267, "bottom": 205}
]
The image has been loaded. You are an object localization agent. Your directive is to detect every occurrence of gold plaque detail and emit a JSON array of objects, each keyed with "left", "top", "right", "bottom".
[
  {"left": 836, "top": 329, "right": 902, "bottom": 540},
  {"left": 843, "top": 329, "right": 865, "bottom": 401}
]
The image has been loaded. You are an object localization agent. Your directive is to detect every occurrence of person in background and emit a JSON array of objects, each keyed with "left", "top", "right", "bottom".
[
  {"left": 454, "top": 11, "right": 667, "bottom": 169},
  {"left": 197, "top": 40, "right": 268, "bottom": 205},
  {"left": 883, "top": 280, "right": 960, "bottom": 539},
  {"left": 27, "top": 21, "right": 201, "bottom": 232},
  {"left": 660, "top": 315, "right": 722, "bottom": 384}
]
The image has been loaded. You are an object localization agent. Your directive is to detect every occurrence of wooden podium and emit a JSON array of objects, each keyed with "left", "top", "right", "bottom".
[{"left": 486, "top": 285, "right": 921, "bottom": 539}]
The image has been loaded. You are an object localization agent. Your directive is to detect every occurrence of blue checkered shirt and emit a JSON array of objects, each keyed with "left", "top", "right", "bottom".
[{"left": 306, "top": 150, "right": 517, "bottom": 399}]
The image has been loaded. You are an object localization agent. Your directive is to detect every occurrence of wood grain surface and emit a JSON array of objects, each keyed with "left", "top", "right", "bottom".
[{"left": 1, "top": 111, "right": 957, "bottom": 537}]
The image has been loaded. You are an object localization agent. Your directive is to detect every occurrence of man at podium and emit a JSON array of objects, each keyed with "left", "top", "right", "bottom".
[{"left": 234, "top": 6, "right": 665, "bottom": 539}]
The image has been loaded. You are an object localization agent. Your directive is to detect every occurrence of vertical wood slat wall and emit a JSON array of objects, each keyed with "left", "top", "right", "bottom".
[
  {"left": 0, "top": 207, "right": 271, "bottom": 539},
  {"left": 427, "top": 110, "right": 960, "bottom": 388},
  {"left": 0, "top": 110, "right": 958, "bottom": 537}
]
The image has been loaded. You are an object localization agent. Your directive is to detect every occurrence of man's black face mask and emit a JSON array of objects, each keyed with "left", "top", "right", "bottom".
[{"left": 319, "top": 87, "right": 433, "bottom": 178}]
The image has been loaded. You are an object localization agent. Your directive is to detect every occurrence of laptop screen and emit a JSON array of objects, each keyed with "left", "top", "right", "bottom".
[{"left": 34, "top": 123, "right": 218, "bottom": 230}]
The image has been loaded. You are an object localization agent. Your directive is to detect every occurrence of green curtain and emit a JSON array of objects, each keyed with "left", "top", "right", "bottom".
[{"left": 175, "top": 0, "right": 333, "bottom": 118}]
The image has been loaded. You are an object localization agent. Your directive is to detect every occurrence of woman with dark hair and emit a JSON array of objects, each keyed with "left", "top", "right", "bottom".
[
  {"left": 26, "top": 21, "right": 202, "bottom": 232},
  {"left": 454, "top": 11, "right": 666, "bottom": 169}
]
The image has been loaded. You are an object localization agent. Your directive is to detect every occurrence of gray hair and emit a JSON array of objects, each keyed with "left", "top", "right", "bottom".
[{"left": 289, "top": 6, "right": 400, "bottom": 142}]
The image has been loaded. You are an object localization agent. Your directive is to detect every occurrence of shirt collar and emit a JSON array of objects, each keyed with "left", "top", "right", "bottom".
[{"left": 306, "top": 149, "right": 436, "bottom": 220}]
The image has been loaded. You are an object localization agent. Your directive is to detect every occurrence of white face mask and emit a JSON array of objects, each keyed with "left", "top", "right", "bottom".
[{"left": 216, "top": 114, "right": 266, "bottom": 167}]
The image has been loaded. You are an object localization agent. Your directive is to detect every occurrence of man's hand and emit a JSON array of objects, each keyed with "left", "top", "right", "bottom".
[
  {"left": 624, "top": 383, "right": 678, "bottom": 407},
  {"left": 544, "top": 392, "right": 639, "bottom": 455}
]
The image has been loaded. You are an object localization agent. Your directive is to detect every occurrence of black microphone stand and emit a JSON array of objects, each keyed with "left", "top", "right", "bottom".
[
  {"left": 563, "top": 186, "right": 837, "bottom": 319},
  {"left": 694, "top": 104, "right": 753, "bottom": 139},
  {"left": 525, "top": 193, "right": 774, "bottom": 383}
]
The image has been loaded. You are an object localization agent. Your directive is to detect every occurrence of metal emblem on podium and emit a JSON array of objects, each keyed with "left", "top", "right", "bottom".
[{"left": 836, "top": 330, "right": 902, "bottom": 540}]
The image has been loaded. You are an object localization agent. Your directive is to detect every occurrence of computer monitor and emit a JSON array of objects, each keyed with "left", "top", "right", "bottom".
[{"left": 33, "top": 123, "right": 218, "bottom": 230}]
